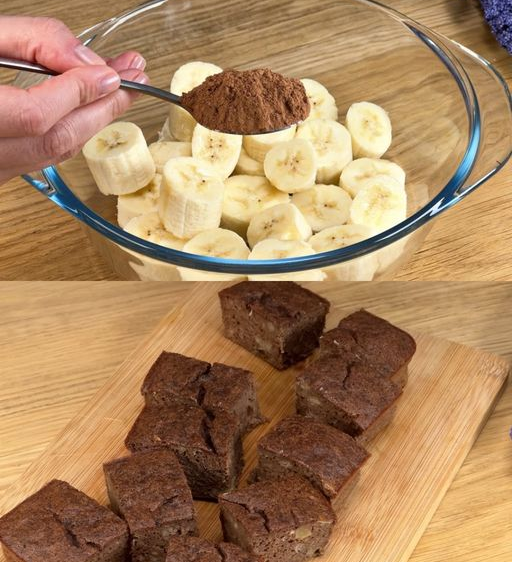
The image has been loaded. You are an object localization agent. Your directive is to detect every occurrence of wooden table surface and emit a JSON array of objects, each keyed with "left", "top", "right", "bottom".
[
  {"left": 0, "top": 282, "right": 511, "bottom": 561},
  {"left": 0, "top": 0, "right": 511, "bottom": 280}
]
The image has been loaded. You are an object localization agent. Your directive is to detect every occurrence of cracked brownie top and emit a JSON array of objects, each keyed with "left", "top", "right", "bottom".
[
  {"left": 219, "top": 476, "right": 335, "bottom": 536},
  {"left": 166, "top": 536, "right": 260, "bottom": 562},
  {"left": 103, "top": 450, "right": 195, "bottom": 533},
  {"left": 320, "top": 310, "right": 416, "bottom": 378},
  {"left": 125, "top": 403, "right": 239, "bottom": 457},
  {"left": 0, "top": 480, "right": 127, "bottom": 562}
]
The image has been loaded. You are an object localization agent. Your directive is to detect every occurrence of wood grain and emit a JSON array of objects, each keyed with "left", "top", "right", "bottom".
[
  {"left": 0, "top": 282, "right": 511, "bottom": 562},
  {"left": 0, "top": 0, "right": 511, "bottom": 280}
]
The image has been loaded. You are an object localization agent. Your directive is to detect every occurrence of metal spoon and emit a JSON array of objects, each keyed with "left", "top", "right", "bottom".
[{"left": 0, "top": 56, "right": 290, "bottom": 135}]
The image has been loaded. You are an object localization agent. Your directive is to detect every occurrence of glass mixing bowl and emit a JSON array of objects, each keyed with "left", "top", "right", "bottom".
[{"left": 18, "top": 0, "right": 512, "bottom": 280}]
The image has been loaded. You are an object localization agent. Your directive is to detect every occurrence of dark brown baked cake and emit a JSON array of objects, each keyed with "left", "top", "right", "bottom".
[
  {"left": 253, "top": 415, "right": 369, "bottom": 499},
  {"left": 319, "top": 309, "right": 416, "bottom": 388},
  {"left": 296, "top": 356, "right": 402, "bottom": 444},
  {"left": 141, "top": 353, "right": 265, "bottom": 434},
  {"left": 166, "top": 536, "right": 261, "bottom": 562},
  {"left": 219, "top": 282, "right": 330, "bottom": 370},
  {"left": 0, "top": 480, "right": 128, "bottom": 562},
  {"left": 125, "top": 403, "right": 243, "bottom": 500},
  {"left": 103, "top": 450, "right": 197, "bottom": 562},
  {"left": 219, "top": 476, "right": 335, "bottom": 562}
]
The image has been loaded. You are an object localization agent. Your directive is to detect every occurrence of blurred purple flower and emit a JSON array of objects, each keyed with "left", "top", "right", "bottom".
[{"left": 481, "top": 0, "right": 512, "bottom": 53}]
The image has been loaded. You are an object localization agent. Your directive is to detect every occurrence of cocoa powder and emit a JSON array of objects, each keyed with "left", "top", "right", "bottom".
[{"left": 181, "top": 68, "right": 310, "bottom": 135}]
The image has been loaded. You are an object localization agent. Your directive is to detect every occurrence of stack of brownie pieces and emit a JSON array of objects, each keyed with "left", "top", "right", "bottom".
[
  {"left": 0, "top": 281, "right": 416, "bottom": 562},
  {"left": 217, "top": 281, "right": 416, "bottom": 562}
]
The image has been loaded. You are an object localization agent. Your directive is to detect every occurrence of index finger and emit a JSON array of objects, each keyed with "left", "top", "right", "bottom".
[{"left": 0, "top": 15, "right": 105, "bottom": 72}]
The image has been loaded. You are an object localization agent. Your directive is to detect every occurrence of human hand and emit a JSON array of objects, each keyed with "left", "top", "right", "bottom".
[{"left": 0, "top": 16, "right": 149, "bottom": 185}]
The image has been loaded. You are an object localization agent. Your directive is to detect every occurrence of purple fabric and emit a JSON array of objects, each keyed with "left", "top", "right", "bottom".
[{"left": 481, "top": 0, "right": 512, "bottom": 53}]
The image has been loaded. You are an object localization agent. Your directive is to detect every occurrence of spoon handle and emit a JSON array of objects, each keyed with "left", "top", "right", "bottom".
[{"left": 0, "top": 56, "right": 182, "bottom": 106}]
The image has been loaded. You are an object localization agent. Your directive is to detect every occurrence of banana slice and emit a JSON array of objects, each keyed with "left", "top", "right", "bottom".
[
  {"left": 178, "top": 228, "right": 250, "bottom": 281},
  {"left": 350, "top": 175, "right": 407, "bottom": 233},
  {"left": 296, "top": 119, "right": 353, "bottom": 184},
  {"left": 346, "top": 102, "right": 392, "bottom": 158},
  {"left": 340, "top": 158, "right": 406, "bottom": 198},
  {"left": 264, "top": 139, "right": 317, "bottom": 194},
  {"left": 117, "top": 174, "right": 162, "bottom": 228},
  {"left": 83, "top": 122, "right": 155, "bottom": 195},
  {"left": 159, "top": 117, "right": 175, "bottom": 141},
  {"left": 123, "top": 212, "right": 184, "bottom": 281},
  {"left": 301, "top": 79, "right": 339, "bottom": 121},
  {"left": 159, "top": 157, "right": 225, "bottom": 240},
  {"left": 309, "top": 224, "right": 378, "bottom": 281},
  {"left": 292, "top": 184, "right": 352, "bottom": 232},
  {"left": 248, "top": 240, "right": 325, "bottom": 281},
  {"left": 191, "top": 124, "right": 242, "bottom": 180},
  {"left": 243, "top": 126, "right": 297, "bottom": 163},
  {"left": 235, "top": 147, "right": 265, "bottom": 176},
  {"left": 247, "top": 203, "right": 312, "bottom": 249},
  {"left": 169, "top": 61, "right": 223, "bottom": 141},
  {"left": 222, "top": 175, "right": 290, "bottom": 237},
  {"left": 149, "top": 141, "right": 192, "bottom": 174}
]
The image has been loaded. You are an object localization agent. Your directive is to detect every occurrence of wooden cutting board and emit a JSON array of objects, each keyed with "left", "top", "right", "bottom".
[{"left": 0, "top": 283, "right": 509, "bottom": 562}]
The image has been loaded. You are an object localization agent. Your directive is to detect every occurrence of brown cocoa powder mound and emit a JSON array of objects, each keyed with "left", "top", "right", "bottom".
[{"left": 181, "top": 68, "right": 310, "bottom": 135}]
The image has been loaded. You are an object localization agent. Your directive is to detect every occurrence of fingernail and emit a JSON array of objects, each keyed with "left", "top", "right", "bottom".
[
  {"left": 75, "top": 44, "right": 105, "bottom": 65},
  {"left": 99, "top": 72, "right": 121, "bottom": 95},
  {"left": 131, "top": 55, "right": 146, "bottom": 71}
]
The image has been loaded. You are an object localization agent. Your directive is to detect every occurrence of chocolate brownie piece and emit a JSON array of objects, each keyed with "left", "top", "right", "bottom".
[
  {"left": 125, "top": 403, "right": 243, "bottom": 500},
  {"left": 0, "top": 480, "right": 128, "bottom": 562},
  {"left": 166, "top": 536, "right": 261, "bottom": 562},
  {"left": 320, "top": 309, "right": 416, "bottom": 387},
  {"left": 142, "top": 353, "right": 265, "bottom": 433},
  {"left": 219, "top": 476, "right": 335, "bottom": 562},
  {"left": 297, "top": 356, "right": 402, "bottom": 444},
  {"left": 103, "top": 450, "right": 197, "bottom": 562},
  {"left": 253, "top": 415, "right": 369, "bottom": 499},
  {"left": 219, "top": 282, "right": 330, "bottom": 370}
]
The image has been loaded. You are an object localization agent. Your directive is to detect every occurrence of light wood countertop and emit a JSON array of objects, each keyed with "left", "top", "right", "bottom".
[
  {"left": 0, "top": 0, "right": 511, "bottom": 280},
  {"left": 0, "top": 282, "right": 511, "bottom": 561}
]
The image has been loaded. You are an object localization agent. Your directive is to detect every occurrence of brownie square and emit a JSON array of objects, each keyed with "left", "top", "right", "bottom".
[
  {"left": 219, "top": 282, "right": 330, "bottom": 370},
  {"left": 125, "top": 403, "right": 243, "bottom": 500},
  {"left": 166, "top": 536, "right": 261, "bottom": 562},
  {"left": 296, "top": 356, "right": 402, "bottom": 444},
  {"left": 253, "top": 415, "right": 369, "bottom": 499},
  {"left": 141, "top": 352, "right": 265, "bottom": 434},
  {"left": 319, "top": 309, "right": 416, "bottom": 388},
  {"left": 0, "top": 480, "right": 128, "bottom": 562},
  {"left": 103, "top": 450, "right": 197, "bottom": 562},
  {"left": 219, "top": 476, "right": 336, "bottom": 562}
]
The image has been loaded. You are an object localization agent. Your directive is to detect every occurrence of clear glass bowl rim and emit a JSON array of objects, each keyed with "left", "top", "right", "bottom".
[{"left": 23, "top": 0, "right": 512, "bottom": 274}]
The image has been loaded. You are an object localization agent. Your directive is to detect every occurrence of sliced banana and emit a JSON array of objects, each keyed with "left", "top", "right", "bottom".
[
  {"left": 117, "top": 174, "right": 162, "bottom": 228},
  {"left": 169, "top": 61, "right": 223, "bottom": 141},
  {"left": 159, "top": 157, "right": 225, "bottom": 240},
  {"left": 159, "top": 117, "right": 175, "bottom": 141},
  {"left": 191, "top": 124, "right": 242, "bottom": 180},
  {"left": 248, "top": 240, "right": 325, "bottom": 282},
  {"left": 124, "top": 212, "right": 184, "bottom": 281},
  {"left": 340, "top": 158, "right": 406, "bottom": 198},
  {"left": 235, "top": 147, "right": 265, "bottom": 176},
  {"left": 83, "top": 122, "right": 155, "bottom": 195},
  {"left": 247, "top": 203, "right": 312, "bottom": 249},
  {"left": 350, "top": 175, "right": 407, "bottom": 233},
  {"left": 292, "top": 184, "right": 352, "bottom": 232},
  {"left": 149, "top": 141, "right": 192, "bottom": 173},
  {"left": 178, "top": 228, "right": 250, "bottom": 281},
  {"left": 264, "top": 139, "right": 317, "bottom": 194},
  {"left": 222, "top": 175, "right": 290, "bottom": 237},
  {"left": 243, "top": 126, "right": 297, "bottom": 163},
  {"left": 346, "top": 102, "right": 392, "bottom": 158},
  {"left": 296, "top": 119, "right": 353, "bottom": 184},
  {"left": 310, "top": 224, "right": 378, "bottom": 281},
  {"left": 301, "top": 79, "right": 339, "bottom": 121}
]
